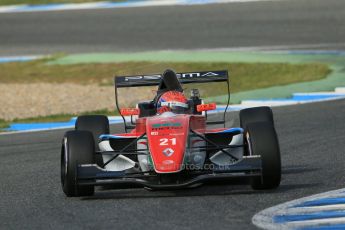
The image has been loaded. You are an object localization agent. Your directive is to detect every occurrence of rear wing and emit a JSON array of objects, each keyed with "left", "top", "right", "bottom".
[
  {"left": 114, "top": 70, "right": 230, "bottom": 131},
  {"left": 115, "top": 70, "right": 229, "bottom": 88}
]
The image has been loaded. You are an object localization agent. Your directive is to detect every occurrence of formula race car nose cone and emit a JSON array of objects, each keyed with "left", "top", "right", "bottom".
[
  {"left": 163, "top": 148, "right": 174, "bottom": 157},
  {"left": 146, "top": 114, "right": 190, "bottom": 173}
]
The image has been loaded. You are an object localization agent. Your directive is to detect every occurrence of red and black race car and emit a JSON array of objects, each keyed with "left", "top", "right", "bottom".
[{"left": 61, "top": 69, "right": 281, "bottom": 197}]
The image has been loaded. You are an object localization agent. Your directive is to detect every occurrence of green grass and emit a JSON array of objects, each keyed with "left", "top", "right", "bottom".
[
  {"left": 0, "top": 109, "right": 118, "bottom": 130},
  {"left": 0, "top": 119, "right": 9, "bottom": 130},
  {"left": 0, "top": 0, "right": 124, "bottom": 6},
  {"left": 13, "top": 109, "right": 118, "bottom": 123},
  {"left": 0, "top": 58, "right": 331, "bottom": 94}
]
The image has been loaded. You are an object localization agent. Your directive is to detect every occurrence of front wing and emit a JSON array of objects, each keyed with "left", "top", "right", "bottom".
[{"left": 77, "top": 155, "right": 262, "bottom": 189}]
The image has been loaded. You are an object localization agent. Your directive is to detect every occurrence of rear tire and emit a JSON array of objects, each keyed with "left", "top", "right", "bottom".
[
  {"left": 245, "top": 122, "right": 281, "bottom": 190},
  {"left": 75, "top": 115, "right": 109, "bottom": 167},
  {"left": 61, "top": 130, "right": 95, "bottom": 197},
  {"left": 240, "top": 106, "right": 274, "bottom": 129}
]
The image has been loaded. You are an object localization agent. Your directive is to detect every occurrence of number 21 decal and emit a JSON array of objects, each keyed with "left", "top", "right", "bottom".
[{"left": 159, "top": 138, "right": 177, "bottom": 146}]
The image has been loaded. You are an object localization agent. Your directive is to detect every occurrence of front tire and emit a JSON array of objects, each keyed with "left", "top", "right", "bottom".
[
  {"left": 245, "top": 122, "right": 281, "bottom": 190},
  {"left": 75, "top": 115, "right": 109, "bottom": 167},
  {"left": 240, "top": 106, "right": 274, "bottom": 129},
  {"left": 61, "top": 130, "right": 95, "bottom": 197}
]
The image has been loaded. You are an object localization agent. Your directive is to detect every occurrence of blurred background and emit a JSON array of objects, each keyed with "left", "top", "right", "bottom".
[{"left": 0, "top": 0, "right": 343, "bottom": 129}]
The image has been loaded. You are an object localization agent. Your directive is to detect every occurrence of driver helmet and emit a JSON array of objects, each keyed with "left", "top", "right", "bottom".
[{"left": 157, "top": 91, "right": 189, "bottom": 114}]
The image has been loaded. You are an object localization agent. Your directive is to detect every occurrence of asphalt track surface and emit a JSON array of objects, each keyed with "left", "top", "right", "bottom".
[
  {"left": 0, "top": 0, "right": 345, "bottom": 55},
  {"left": 1, "top": 99, "right": 345, "bottom": 229}
]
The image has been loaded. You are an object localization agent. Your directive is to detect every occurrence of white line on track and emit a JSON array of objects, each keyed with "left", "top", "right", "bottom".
[
  {"left": 252, "top": 188, "right": 345, "bottom": 230},
  {"left": 283, "top": 204, "right": 345, "bottom": 214},
  {"left": 0, "top": 0, "right": 284, "bottom": 14}
]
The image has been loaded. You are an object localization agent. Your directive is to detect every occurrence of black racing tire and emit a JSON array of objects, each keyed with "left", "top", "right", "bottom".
[
  {"left": 75, "top": 115, "right": 109, "bottom": 167},
  {"left": 61, "top": 130, "right": 95, "bottom": 197},
  {"left": 239, "top": 106, "right": 274, "bottom": 129},
  {"left": 245, "top": 122, "right": 281, "bottom": 190},
  {"left": 75, "top": 115, "right": 110, "bottom": 148}
]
